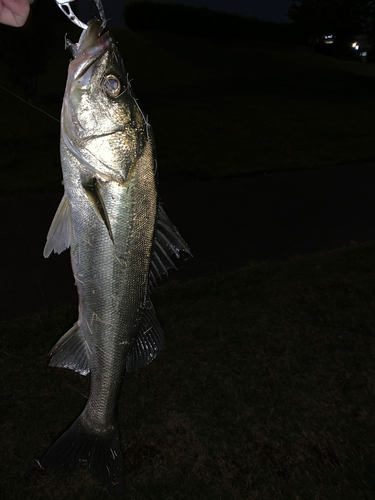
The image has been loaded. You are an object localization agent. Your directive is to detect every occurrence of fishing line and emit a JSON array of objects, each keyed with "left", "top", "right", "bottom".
[{"left": 0, "top": 84, "right": 60, "bottom": 124}]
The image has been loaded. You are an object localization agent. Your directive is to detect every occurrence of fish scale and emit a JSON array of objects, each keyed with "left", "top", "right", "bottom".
[
  {"left": 73, "top": 146, "right": 157, "bottom": 432},
  {"left": 40, "top": 18, "right": 191, "bottom": 496}
]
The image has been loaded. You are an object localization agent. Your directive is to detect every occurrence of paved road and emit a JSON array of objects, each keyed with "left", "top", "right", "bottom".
[{"left": 1, "top": 162, "right": 375, "bottom": 319}]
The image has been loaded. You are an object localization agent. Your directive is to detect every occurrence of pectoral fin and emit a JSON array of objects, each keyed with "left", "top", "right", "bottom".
[
  {"left": 43, "top": 195, "right": 73, "bottom": 258},
  {"left": 83, "top": 178, "right": 114, "bottom": 243},
  {"left": 49, "top": 322, "right": 90, "bottom": 376}
]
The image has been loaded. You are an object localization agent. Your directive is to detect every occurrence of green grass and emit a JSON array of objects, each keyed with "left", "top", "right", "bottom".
[
  {"left": 2, "top": 29, "right": 375, "bottom": 194},
  {"left": 1, "top": 241, "right": 375, "bottom": 499}
]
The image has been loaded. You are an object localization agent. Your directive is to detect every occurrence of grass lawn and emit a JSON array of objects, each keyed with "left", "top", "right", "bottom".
[
  {"left": 1, "top": 29, "right": 375, "bottom": 194},
  {"left": 1, "top": 241, "right": 374, "bottom": 499}
]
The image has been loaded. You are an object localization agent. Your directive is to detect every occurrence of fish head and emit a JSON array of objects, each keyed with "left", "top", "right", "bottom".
[{"left": 62, "top": 20, "right": 148, "bottom": 183}]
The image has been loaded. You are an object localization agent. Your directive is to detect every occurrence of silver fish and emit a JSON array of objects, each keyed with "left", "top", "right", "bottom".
[{"left": 41, "top": 20, "right": 191, "bottom": 495}]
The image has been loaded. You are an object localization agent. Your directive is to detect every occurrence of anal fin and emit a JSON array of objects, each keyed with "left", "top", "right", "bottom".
[{"left": 49, "top": 322, "right": 90, "bottom": 376}]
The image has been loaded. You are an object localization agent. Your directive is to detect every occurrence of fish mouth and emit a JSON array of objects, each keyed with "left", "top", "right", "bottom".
[
  {"left": 76, "top": 19, "right": 110, "bottom": 55},
  {"left": 68, "top": 20, "right": 112, "bottom": 82}
]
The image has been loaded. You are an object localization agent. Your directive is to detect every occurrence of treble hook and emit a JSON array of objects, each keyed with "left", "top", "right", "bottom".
[
  {"left": 55, "top": 0, "right": 107, "bottom": 30},
  {"left": 55, "top": 0, "right": 88, "bottom": 30}
]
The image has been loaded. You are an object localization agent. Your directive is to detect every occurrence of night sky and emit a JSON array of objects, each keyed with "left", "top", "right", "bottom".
[
  {"left": 81, "top": 0, "right": 293, "bottom": 27},
  {"left": 154, "top": 0, "right": 293, "bottom": 22}
]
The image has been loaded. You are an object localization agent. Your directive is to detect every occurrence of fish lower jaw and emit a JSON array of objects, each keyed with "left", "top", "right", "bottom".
[{"left": 68, "top": 34, "right": 112, "bottom": 81}]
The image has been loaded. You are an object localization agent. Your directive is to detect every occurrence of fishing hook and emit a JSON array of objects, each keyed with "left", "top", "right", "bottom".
[
  {"left": 55, "top": 0, "right": 107, "bottom": 30},
  {"left": 55, "top": 0, "right": 88, "bottom": 30}
]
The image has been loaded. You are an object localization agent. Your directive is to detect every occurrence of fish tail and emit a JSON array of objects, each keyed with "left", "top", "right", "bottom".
[{"left": 41, "top": 414, "right": 125, "bottom": 496}]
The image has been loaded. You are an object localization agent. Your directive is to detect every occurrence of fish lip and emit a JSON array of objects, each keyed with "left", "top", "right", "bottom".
[
  {"left": 77, "top": 29, "right": 112, "bottom": 57},
  {"left": 68, "top": 26, "right": 112, "bottom": 82},
  {"left": 75, "top": 19, "right": 108, "bottom": 54}
]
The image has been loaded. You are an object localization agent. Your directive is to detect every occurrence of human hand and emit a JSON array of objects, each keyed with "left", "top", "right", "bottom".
[{"left": 0, "top": 0, "right": 33, "bottom": 27}]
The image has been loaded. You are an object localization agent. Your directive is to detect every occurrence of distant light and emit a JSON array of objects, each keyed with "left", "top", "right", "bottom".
[
  {"left": 322, "top": 34, "right": 335, "bottom": 44},
  {"left": 352, "top": 42, "right": 360, "bottom": 50},
  {"left": 360, "top": 51, "right": 367, "bottom": 56}
]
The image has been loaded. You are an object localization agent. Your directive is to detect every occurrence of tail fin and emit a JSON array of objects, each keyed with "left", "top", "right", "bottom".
[{"left": 41, "top": 414, "right": 125, "bottom": 496}]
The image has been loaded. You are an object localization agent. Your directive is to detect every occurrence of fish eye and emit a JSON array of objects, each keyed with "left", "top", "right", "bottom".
[{"left": 103, "top": 74, "right": 121, "bottom": 97}]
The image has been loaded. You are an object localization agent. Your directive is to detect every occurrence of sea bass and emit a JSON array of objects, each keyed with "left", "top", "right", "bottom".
[{"left": 41, "top": 20, "right": 191, "bottom": 495}]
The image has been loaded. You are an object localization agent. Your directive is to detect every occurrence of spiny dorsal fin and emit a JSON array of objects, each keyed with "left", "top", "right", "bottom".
[
  {"left": 49, "top": 322, "right": 90, "bottom": 376},
  {"left": 126, "top": 299, "right": 165, "bottom": 372},
  {"left": 149, "top": 204, "right": 192, "bottom": 287},
  {"left": 43, "top": 195, "right": 73, "bottom": 258}
]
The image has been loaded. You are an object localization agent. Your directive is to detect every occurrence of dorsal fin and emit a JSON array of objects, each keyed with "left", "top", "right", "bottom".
[
  {"left": 126, "top": 299, "right": 165, "bottom": 372},
  {"left": 149, "top": 204, "right": 192, "bottom": 287}
]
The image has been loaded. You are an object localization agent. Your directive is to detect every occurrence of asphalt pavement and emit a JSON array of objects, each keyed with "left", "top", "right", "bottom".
[{"left": 1, "top": 162, "right": 375, "bottom": 319}]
